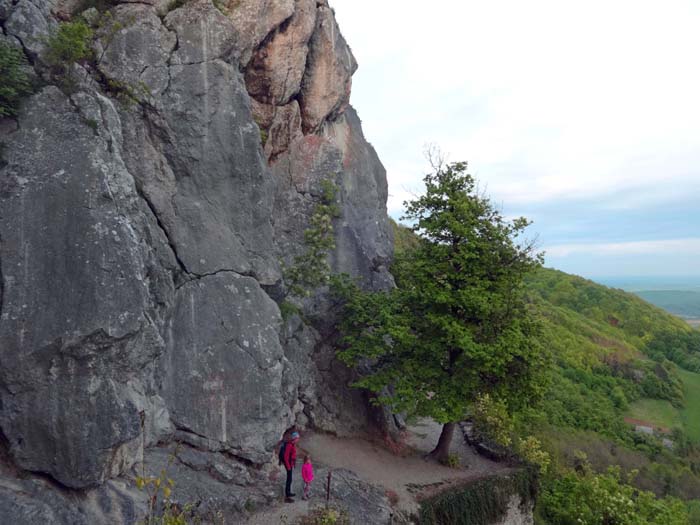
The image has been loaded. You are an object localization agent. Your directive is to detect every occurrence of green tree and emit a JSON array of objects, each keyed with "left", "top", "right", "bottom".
[
  {"left": 285, "top": 179, "right": 340, "bottom": 297},
  {"left": 0, "top": 42, "right": 32, "bottom": 117},
  {"left": 335, "top": 160, "right": 548, "bottom": 462}
]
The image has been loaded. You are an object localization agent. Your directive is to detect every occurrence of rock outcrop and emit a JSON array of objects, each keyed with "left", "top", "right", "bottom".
[{"left": 0, "top": 0, "right": 394, "bottom": 522}]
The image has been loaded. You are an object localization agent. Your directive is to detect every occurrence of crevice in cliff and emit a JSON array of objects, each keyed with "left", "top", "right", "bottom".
[
  {"left": 220, "top": 449, "right": 259, "bottom": 469},
  {"left": 174, "top": 268, "right": 258, "bottom": 290},
  {"left": 173, "top": 421, "right": 211, "bottom": 442},
  {"left": 132, "top": 182, "right": 191, "bottom": 281},
  {"left": 162, "top": 32, "right": 179, "bottom": 96}
]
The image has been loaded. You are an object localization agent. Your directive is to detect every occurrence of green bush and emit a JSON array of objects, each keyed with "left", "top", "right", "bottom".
[
  {"left": 539, "top": 465, "right": 689, "bottom": 525},
  {"left": 441, "top": 453, "right": 461, "bottom": 469},
  {"left": 45, "top": 20, "right": 94, "bottom": 72},
  {"left": 299, "top": 506, "right": 350, "bottom": 525},
  {"left": 0, "top": 42, "right": 32, "bottom": 117}
]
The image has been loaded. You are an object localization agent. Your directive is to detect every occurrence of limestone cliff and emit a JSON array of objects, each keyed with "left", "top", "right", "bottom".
[{"left": 0, "top": 0, "right": 394, "bottom": 521}]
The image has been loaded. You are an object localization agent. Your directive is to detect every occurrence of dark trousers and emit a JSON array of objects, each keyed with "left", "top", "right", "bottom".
[{"left": 285, "top": 468, "right": 293, "bottom": 497}]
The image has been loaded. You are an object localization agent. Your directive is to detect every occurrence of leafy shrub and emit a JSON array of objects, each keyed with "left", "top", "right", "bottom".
[
  {"left": 45, "top": 20, "right": 94, "bottom": 72},
  {"left": 212, "top": 0, "right": 228, "bottom": 14},
  {"left": 0, "top": 42, "right": 32, "bottom": 117},
  {"left": 688, "top": 500, "right": 700, "bottom": 525},
  {"left": 441, "top": 453, "right": 461, "bottom": 469},
  {"left": 471, "top": 393, "right": 514, "bottom": 447},
  {"left": 516, "top": 436, "right": 551, "bottom": 474},
  {"left": 136, "top": 468, "right": 192, "bottom": 525},
  {"left": 539, "top": 465, "right": 689, "bottom": 525},
  {"left": 299, "top": 506, "right": 350, "bottom": 525},
  {"left": 279, "top": 300, "right": 301, "bottom": 321}
]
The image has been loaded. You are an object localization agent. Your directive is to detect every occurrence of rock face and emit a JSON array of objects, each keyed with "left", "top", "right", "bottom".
[{"left": 0, "top": 0, "right": 393, "bottom": 522}]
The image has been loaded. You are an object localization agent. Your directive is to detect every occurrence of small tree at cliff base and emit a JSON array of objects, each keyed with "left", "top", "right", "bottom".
[{"left": 334, "top": 160, "right": 549, "bottom": 463}]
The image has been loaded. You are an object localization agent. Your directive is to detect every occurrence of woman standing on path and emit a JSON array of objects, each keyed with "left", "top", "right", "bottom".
[{"left": 284, "top": 431, "right": 300, "bottom": 502}]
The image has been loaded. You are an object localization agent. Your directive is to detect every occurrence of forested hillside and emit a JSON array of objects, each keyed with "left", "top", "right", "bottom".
[
  {"left": 393, "top": 220, "right": 700, "bottom": 522},
  {"left": 523, "top": 269, "right": 700, "bottom": 521}
]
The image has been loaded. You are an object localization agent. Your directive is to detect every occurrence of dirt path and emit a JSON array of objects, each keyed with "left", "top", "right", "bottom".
[{"left": 247, "top": 419, "right": 512, "bottom": 523}]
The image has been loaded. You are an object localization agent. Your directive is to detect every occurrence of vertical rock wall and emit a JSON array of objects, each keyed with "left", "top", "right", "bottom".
[{"left": 0, "top": 0, "right": 394, "bottom": 521}]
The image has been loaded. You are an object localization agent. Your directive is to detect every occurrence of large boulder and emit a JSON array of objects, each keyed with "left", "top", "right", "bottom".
[
  {"left": 325, "top": 107, "right": 394, "bottom": 290},
  {"left": 3, "top": 0, "right": 56, "bottom": 59},
  {"left": 164, "top": 0, "right": 238, "bottom": 65},
  {"left": 245, "top": 0, "right": 316, "bottom": 106},
  {"left": 162, "top": 272, "right": 288, "bottom": 464},
  {"left": 299, "top": 5, "right": 357, "bottom": 133},
  {"left": 270, "top": 103, "right": 394, "bottom": 436},
  {"left": 0, "top": 473, "right": 145, "bottom": 524},
  {"left": 223, "top": 0, "right": 294, "bottom": 65},
  {"left": 96, "top": 4, "right": 177, "bottom": 97}
]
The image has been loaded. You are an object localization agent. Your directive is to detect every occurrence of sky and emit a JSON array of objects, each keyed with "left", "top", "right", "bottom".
[{"left": 330, "top": 0, "right": 700, "bottom": 280}]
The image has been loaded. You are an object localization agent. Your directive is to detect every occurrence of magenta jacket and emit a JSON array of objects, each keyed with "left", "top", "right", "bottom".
[{"left": 302, "top": 462, "right": 314, "bottom": 483}]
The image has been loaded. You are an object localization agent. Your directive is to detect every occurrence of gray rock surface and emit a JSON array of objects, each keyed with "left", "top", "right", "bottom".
[
  {"left": 165, "top": 0, "right": 238, "bottom": 65},
  {"left": 140, "top": 446, "right": 276, "bottom": 520},
  {"left": 0, "top": 0, "right": 398, "bottom": 521},
  {"left": 0, "top": 87, "right": 170, "bottom": 488},
  {"left": 162, "top": 272, "right": 287, "bottom": 464},
  {"left": 96, "top": 4, "right": 176, "bottom": 98},
  {"left": 3, "top": 0, "right": 55, "bottom": 59}
]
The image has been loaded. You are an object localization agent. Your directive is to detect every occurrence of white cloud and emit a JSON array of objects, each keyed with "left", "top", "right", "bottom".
[
  {"left": 546, "top": 238, "right": 700, "bottom": 258},
  {"left": 331, "top": 0, "right": 700, "bottom": 208}
]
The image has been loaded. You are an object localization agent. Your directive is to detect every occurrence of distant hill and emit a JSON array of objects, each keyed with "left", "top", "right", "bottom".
[
  {"left": 527, "top": 268, "right": 694, "bottom": 342},
  {"left": 635, "top": 290, "right": 700, "bottom": 320}
]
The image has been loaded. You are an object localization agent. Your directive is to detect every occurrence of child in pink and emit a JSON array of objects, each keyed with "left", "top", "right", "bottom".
[{"left": 301, "top": 455, "right": 314, "bottom": 500}]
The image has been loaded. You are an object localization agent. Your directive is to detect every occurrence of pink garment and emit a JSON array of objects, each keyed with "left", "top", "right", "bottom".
[{"left": 302, "top": 462, "right": 314, "bottom": 483}]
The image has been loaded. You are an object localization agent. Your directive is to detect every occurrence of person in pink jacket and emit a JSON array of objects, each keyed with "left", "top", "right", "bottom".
[{"left": 301, "top": 455, "right": 314, "bottom": 500}]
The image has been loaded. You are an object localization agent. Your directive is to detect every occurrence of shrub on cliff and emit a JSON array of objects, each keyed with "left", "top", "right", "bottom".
[
  {"left": 45, "top": 20, "right": 94, "bottom": 73},
  {"left": 286, "top": 179, "right": 340, "bottom": 297},
  {"left": 0, "top": 42, "right": 32, "bottom": 117}
]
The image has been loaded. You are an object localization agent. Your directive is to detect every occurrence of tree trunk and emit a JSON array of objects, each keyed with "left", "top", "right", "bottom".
[{"left": 428, "top": 422, "right": 456, "bottom": 463}]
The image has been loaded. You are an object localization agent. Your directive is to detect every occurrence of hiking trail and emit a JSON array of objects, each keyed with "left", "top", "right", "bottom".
[{"left": 247, "top": 418, "right": 513, "bottom": 524}]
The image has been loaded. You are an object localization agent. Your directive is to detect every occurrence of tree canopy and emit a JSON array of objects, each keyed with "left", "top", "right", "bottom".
[{"left": 334, "top": 160, "right": 548, "bottom": 460}]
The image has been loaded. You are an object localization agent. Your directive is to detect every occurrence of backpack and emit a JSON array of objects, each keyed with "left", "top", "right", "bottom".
[{"left": 278, "top": 441, "right": 287, "bottom": 466}]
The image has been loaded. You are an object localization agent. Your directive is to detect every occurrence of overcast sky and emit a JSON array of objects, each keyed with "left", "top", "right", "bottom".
[{"left": 330, "top": 0, "right": 700, "bottom": 280}]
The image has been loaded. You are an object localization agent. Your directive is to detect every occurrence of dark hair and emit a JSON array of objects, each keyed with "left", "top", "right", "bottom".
[
  {"left": 304, "top": 455, "right": 310, "bottom": 462},
  {"left": 283, "top": 425, "right": 298, "bottom": 441}
]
